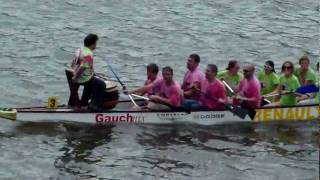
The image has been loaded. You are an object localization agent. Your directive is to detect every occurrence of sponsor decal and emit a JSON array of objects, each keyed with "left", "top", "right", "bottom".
[
  {"left": 194, "top": 113, "right": 225, "bottom": 120},
  {"left": 157, "top": 112, "right": 226, "bottom": 121},
  {"left": 95, "top": 113, "right": 144, "bottom": 123},
  {"left": 254, "top": 106, "right": 319, "bottom": 121},
  {"left": 156, "top": 112, "right": 188, "bottom": 121}
]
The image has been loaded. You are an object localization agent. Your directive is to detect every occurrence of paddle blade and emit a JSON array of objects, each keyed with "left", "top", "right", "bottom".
[
  {"left": 296, "top": 84, "right": 319, "bottom": 94},
  {"left": 225, "top": 104, "right": 248, "bottom": 119},
  {"left": 260, "top": 98, "right": 271, "bottom": 106},
  {"left": 246, "top": 108, "right": 257, "bottom": 120}
]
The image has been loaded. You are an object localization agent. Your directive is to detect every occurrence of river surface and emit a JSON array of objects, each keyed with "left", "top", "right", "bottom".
[{"left": 0, "top": 0, "right": 319, "bottom": 179}]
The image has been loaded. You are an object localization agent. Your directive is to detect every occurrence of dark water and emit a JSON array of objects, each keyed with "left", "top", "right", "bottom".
[
  {"left": 0, "top": 0, "right": 319, "bottom": 179},
  {"left": 0, "top": 121, "right": 318, "bottom": 179}
]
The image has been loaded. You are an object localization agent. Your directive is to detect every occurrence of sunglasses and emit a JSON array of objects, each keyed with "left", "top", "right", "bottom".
[
  {"left": 243, "top": 69, "right": 251, "bottom": 73},
  {"left": 282, "top": 66, "right": 292, "bottom": 70},
  {"left": 264, "top": 65, "right": 272, "bottom": 69}
]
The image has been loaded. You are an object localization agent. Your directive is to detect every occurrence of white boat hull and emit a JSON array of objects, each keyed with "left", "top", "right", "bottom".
[
  {"left": 16, "top": 111, "right": 249, "bottom": 125},
  {"left": 3, "top": 104, "right": 318, "bottom": 125}
]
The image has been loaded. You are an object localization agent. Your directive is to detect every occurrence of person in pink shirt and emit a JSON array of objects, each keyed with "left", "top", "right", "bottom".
[
  {"left": 128, "top": 63, "right": 162, "bottom": 96},
  {"left": 183, "top": 64, "right": 226, "bottom": 110},
  {"left": 181, "top": 54, "right": 205, "bottom": 100},
  {"left": 233, "top": 64, "right": 261, "bottom": 109},
  {"left": 200, "top": 64, "right": 226, "bottom": 110},
  {"left": 148, "top": 66, "right": 183, "bottom": 110}
]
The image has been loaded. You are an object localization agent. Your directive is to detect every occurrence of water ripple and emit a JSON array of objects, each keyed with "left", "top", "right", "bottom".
[{"left": 0, "top": 0, "right": 319, "bottom": 179}]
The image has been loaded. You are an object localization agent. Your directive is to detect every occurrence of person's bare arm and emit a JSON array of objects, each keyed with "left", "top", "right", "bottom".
[
  {"left": 127, "top": 83, "right": 154, "bottom": 95},
  {"left": 264, "top": 84, "right": 282, "bottom": 97},
  {"left": 72, "top": 66, "right": 85, "bottom": 82},
  {"left": 149, "top": 95, "right": 171, "bottom": 106},
  {"left": 183, "top": 81, "right": 200, "bottom": 97}
]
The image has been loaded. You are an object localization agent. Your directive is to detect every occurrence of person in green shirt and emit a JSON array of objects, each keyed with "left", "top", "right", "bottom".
[
  {"left": 69, "top": 34, "right": 106, "bottom": 110},
  {"left": 217, "top": 60, "right": 243, "bottom": 96},
  {"left": 265, "top": 61, "right": 300, "bottom": 107},
  {"left": 294, "top": 55, "right": 316, "bottom": 86},
  {"left": 257, "top": 60, "right": 279, "bottom": 96},
  {"left": 297, "top": 61, "right": 319, "bottom": 105}
]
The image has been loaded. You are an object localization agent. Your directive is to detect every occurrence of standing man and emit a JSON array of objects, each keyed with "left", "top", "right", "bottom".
[
  {"left": 233, "top": 64, "right": 261, "bottom": 109},
  {"left": 181, "top": 54, "right": 205, "bottom": 107},
  {"left": 69, "top": 34, "right": 106, "bottom": 110}
]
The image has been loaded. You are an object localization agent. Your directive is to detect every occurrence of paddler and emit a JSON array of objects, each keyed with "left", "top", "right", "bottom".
[
  {"left": 148, "top": 66, "right": 183, "bottom": 110},
  {"left": 217, "top": 59, "right": 243, "bottom": 97},
  {"left": 257, "top": 60, "right": 279, "bottom": 104},
  {"left": 181, "top": 54, "right": 205, "bottom": 108},
  {"left": 265, "top": 61, "right": 300, "bottom": 107},
  {"left": 68, "top": 34, "right": 106, "bottom": 110},
  {"left": 294, "top": 55, "right": 317, "bottom": 86},
  {"left": 183, "top": 64, "right": 226, "bottom": 110},
  {"left": 233, "top": 64, "right": 261, "bottom": 109},
  {"left": 297, "top": 61, "right": 319, "bottom": 105},
  {"left": 127, "top": 63, "right": 162, "bottom": 96}
]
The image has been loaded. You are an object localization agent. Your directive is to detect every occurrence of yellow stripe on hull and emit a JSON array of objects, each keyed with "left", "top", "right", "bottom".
[{"left": 254, "top": 105, "right": 320, "bottom": 122}]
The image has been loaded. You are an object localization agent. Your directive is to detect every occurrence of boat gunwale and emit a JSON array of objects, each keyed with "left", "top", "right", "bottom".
[{"left": 15, "top": 103, "right": 320, "bottom": 114}]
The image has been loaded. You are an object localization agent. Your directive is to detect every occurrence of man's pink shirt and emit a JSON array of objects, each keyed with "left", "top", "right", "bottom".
[
  {"left": 200, "top": 79, "right": 226, "bottom": 110},
  {"left": 144, "top": 76, "right": 162, "bottom": 95},
  {"left": 236, "top": 77, "right": 261, "bottom": 108},
  {"left": 181, "top": 67, "right": 205, "bottom": 100},
  {"left": 153, "top": 79, "right": 183, "bottom": 107}
]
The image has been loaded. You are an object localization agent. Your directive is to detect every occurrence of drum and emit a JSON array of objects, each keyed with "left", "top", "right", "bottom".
[{"left": 101, "top": 81, "right": 119, "bottom": 109}]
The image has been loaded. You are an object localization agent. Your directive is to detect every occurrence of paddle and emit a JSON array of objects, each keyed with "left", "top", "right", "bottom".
[
  {"left": 95, "top": 72, "right": 132, "bottom": 84},
  {"left": 105, "top": 59, "right": 139, "bottom": 107},
  {"left": 264, "top": 84, "right": 319, "bottom": 98},
  {"left": 221, "top": 80, "right": 256, "bottom": 119},
  {"left": 105, "top": 60, "right": 126, "bottom": 90},
  {"left": 222, "top": 80, "right": 271, "bottom": 104},
  {"left": 130, "top": 94, "right": 191, "bottom": 113},
  {"left": 130, "top": 94, "right": 149, "bottom": 101},
  {"left": 191, "top": 88, "right": 249, "bottom": 119},
  {"left": 222, "top": 80, "right": 235, "bottom": 94}
]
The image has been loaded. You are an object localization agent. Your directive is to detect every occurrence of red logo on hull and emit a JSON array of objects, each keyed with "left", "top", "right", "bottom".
[{"left": 95, "top": 113, "right": 144, "bottom": 123}]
